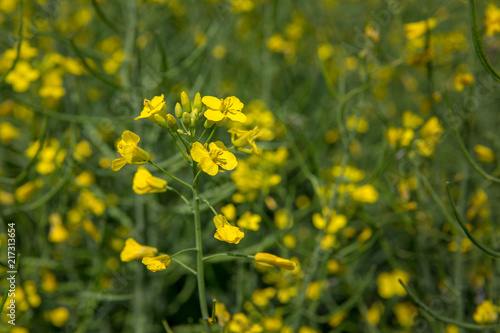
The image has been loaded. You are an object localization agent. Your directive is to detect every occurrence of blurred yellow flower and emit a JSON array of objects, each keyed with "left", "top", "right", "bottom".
[
  {"left": 377, "top": 269, "right": 410, "bottom": 298},
  {"left": 142, "top": 254, "right": 171, "bottom": 272},
  {"left": 474, "top": 144, "right": 495, "bottom": 163},
  {"left": 351, "top": 184, "right": 379, "bottom": 203},
  {"left": 454, "top": 73, "right": 474, "bottom": 91},
  {"left": 254, "top": 252, "right": 296, "bottom": 271},
  {"left": 236, "top": 211, "right": 261, "bottom": 231},
  {"left": 74, "top": 140, "right": 92, "bottom": 161},
  {"left": 48, "top": 213, "right": 69, "bottom": 243},
  {"left": 228, "top": 126, "right": 261, "bottom": 154},
  {"left": 5, "top": 61, "right": 40, "bottom": 92},
  {"left": 213, "top": 214, "right": 244, "bottom": 244},
  {"left": 366, "top": 301, "right": 384, "bottom": 325},
  {"left": 135, "top": 94, "right": 166, "bottom": 120},
  {"left": 220, "top": 203, "right": 236, "bottom": 220},
  {"left": 404, "top": 18, "right": 437, "bottom": 40},
  {"left": 402, "top": 110, "right": 424, "bottom": 129},
  {"left": 252, "top": 287, "right": 276, "bottom": 307},
  {"left": 39, "top": 70, "right": 65, "bottom": 99},
  {"left": 15, "top": 179, "right": 42, "bottom": 203},
  {"left": 328, "top": 311, "right": 347, "bottom": 327},
  {"left": 75, "top": 170, "right": 95, "bottom": 187},
  {"left": 120, "top": 238, "right": 158, "bottom": 262},
  {"left": 473, "top": 300, "right": 498, "bottom": 324},
  {"left": 132, "top": 167, "right": 167, "bottom": 194},
  {"left": 202, "top": 96, "right": 246, "bottom": 124},
  {"left": 485, "top": 4, "right": 500, "bottom": 36},
  {"left": 394, "top": 302, "right": 418, "bottom": 327},
  {"left": 306, "top": 281, "right": 323, "bottom": 300},
  {"left": 111, "top": 130, "right": 150, "bottom": 171},
  {"left": 191, "top": 141, "right": 237, "bottom": 176},
  {"left": 445, "top": 324, "right": 459, "bottom": 333},
  {"left": 47, "top": 307, "right": 70, "bottom": 327},
  {"left": 0, "top": 122, "right": 19, "bottom": 144}
]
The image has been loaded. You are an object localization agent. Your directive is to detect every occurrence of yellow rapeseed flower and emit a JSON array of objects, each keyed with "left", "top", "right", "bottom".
[
  {"left": 191, "top": 141, "right": 237, "bottom": 176},
  {"left": 0, "top": 122, "right": 19, "bottom": 144},
  {"left": 254, "top": 252, "right": 296, "bottom": 271},
  {"left": 485, "top": 4, "right": 500, "bottom": 36},
  {"left": 404, "top": 18, "right": 437, "bottom": 40},
  {"left": 132, "top": 167, "right": 167, "bottom": 194},
  {"left": 120, "top": 238, "right": 158, "bottom": 262},
  {"left": 454, "top": 73, "right": 475, "bottom": 91},
  {"left": 111, "top": 130, "right": 150, "bottom": 171},
  {"left": 228, "top": 126, "right": 261, "bottom": 154},
  {"left": 236, "top": 211, "right": 261, "bottom": 231},
  {"left": 134, "top": 94, "right": 166, "bottom": 120},
  {"left": 47, "top": 307, "right": 70, "bottom": 327},
  {"left": 473, "top": 300, "right": 498, "bottom": 324},
  {"left": 5, "top": 61, "right": 40, "bottom": 92},
  {"left": 377, "top": 269, "right": 410, "bottom": 298},
  {"left": 202, "top": 96, "right": 246, "bottom": 124},
  {"left": 213, "top": 214, "right": 244, "bottom": 244},
  {"left": 142, "top": 254, "right": 171, "bottom": 272},
  {"left": 474, "top": 144, "right": 495, "bottom": 163},
  {"left": 351, "top": 184, "right": 379, "bottom": 203},
  {"left": 48, "top": 213, "right": 69, "bottom": 243},
  {"left": 394, "top": 302, "right": 418, "bottom": 327}
]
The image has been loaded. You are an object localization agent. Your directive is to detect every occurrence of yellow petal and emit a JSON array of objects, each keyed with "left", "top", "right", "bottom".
[
  {"left": 219, "top": 151, "right": 237, "bottom": 170},
  {"left": 226, "top": 111, "right": 247, "bottom": 123},
  {"left": 225, "top": 96, "right": 244, "bottom": 111},
  {"left": 202, "top": 96, "right": 223, "bottom": 110},
  {"left": 111, "top": 157, "right": 127, "bottom": 171},
  {"left": 191, "top": 142, "right": 209, "bottom": 162},
  {"left": 204, "top": 110, "right": 225, "bottom": 122},
  {"left": 199, "top": 157, "right": 219, "bottom": 176},
  {"left": 121, "top": 130, "right": 140, "bottom": 144}
]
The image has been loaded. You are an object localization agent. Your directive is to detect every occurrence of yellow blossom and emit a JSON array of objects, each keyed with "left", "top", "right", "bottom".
[
  {"left": 132, "top": 167, "right": 167, "bottom": 194},
  {"left": 48, "top": 307, "right": 70, "bottom": 327},
  {"left": 79, "top": 190, "right": 106, "bottom": 216},
  {"left": 394, "top": 302, "right": 418, "bottom": 327},
  {"left": 306, "top": 281, "right": 323, "bottom": 300},
  {"left": 485, "top": 4, "right": 500, "bottom": 36},
  {"left": 5, "top": 61, "right": 40, "bottom": 92},
  {"left": 134, "top": 94, "right": 166, "bottom": 120},
  {"left": 120, "top": 238, "right": 158, "bottom": 262},
  {"left": 202, "top": 96, "right": 246, "bottom": 124},
  {"left": 82, "top": 219, "right": 101, "bottom": 242},
  {"left": 473, "top": 300, "right": 498, "bottom": 324},
  {"left": 326, "top": 213, "right": 347, "bottom": 234},
  {"left": 274, "top": 209, "right": 292, "bottom": 229},
  {"left": 454, "top": 73, "right": 475, "bottom": 91},
  {"left": 366, "top": 301, "right": 384, "bottom": 325},
  {"left": 254, "top": 252, "right": 296, "bottom": 271},
  {"left": 74, "top": 140, "right": 92, "bottom": 161},
  {"left": 228, "top": 126, "right": 261, "bottom": 154},
  {"left": 377, "top": 269, "right": 410, "bottom": 298},
  {"left": 404, "top": 18, "right": 437, "bottom": 40},
  {"left": 252, "top": 287, "right": 276, "bottom": 307},
  {"left": 111, "top": 130, "right": 150, "bottom": 171},
  {"left": 0, "top": 122, "right": 19, "bottom": 144},
  {"left": 474, "top": 144, "right": 495, "bottom": 163},
  {"left": 237, "top": 211, "right": 261, "bottom": 231},
  {"left": 39, "top": 70, "right": 66, "bottom": 99},
  {"left": 15, "top": 179, "right": 42, "bottom": 203},
  {"left": 213, "top": 214, "right": 244, "bottom": 244},
  {"left": 142, "top": 254, "right": 171, "bottom": 272},
  {"left": 48, "top": 213, "right": 69, "bottom": 243},
  {"left": 221, "top": 203, "right": 236, "bottom": 220},
  {"left": 283, "top": 233, "right": 296, "bottom": 248},
  {"left": 75, "top": 170, "right": 95, "bottom": 187},
  {"left": 402, "top": 110, "right": 424, "bottom": 129},
  {"left": 445, "top": 324, "right": 459, "bottom": 333},
  {"left": 191, "top": 141, "right": 237, "bottom": 176},
  {"left": 328, "top": 311, "right": 347, "bottom": 327},
  {"left": 351, "top": 184, "right": 379, "bottom": 203}
]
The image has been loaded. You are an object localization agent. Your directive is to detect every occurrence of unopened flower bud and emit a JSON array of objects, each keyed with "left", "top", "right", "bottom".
[
  {"left": 166, "top": 114, "right": 178, "bottom": 132},
  {"left": 182, "top": 112, "right": 191, "bottom": 127},
  {"left": 152, "top": 114, "right": 169, "bottom": 130},
  {"left": 175, "top": 103, "right": 183, "bottom": 118},
  {"left": 194, "top": 92, "right": 202, "bottom": 113},
  {"left": 181, "top": 91, "right": 191, "bottom": 114},
  {"left": 190, "top": 111, "right": 198, "bottom": 128},
  {"left": 204, "top": 119, "right": 215, "bottom": 128}
]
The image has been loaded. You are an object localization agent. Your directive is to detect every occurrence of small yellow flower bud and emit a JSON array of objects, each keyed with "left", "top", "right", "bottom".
[
  {"left": 181, "top": 91, "right": 191, "bottom": 113},
  {"left": 204, "top": 119, "right": 215, "bottom": 128},
  {"left": 182, "top": 112, "right": 191, "bottom": 128},
  {"left": 152, "top": 114, "right": 169, "bottom": 130},
  {"left": 142, "top": 254, "right": 171, "bottom": 272},
  {"left": 175, "top": 102, "right": 183, "bottom": 118},
  {"left": 194, "top": 92, "right": 202, "bottom": 113},
  {"left": 120, "top": 238, "right": 158, "bottom": 262},
  {"left": 254, "top": 252, "right": 296, "bottom": 271},
  {"left": 166, "top": 114, "right": 178, "bottom": 132}
]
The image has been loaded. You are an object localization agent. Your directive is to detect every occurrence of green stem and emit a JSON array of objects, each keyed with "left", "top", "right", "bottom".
[
  {"left": 149, "top": 161, "right": 192, "bottom": 189},
  {"left": 197, "top": 127, "right": 208, "bottom": 142},
  {"left": 400, "top": 280, "right": 500, "bottom": 330},
  {"left": 192, "top": 165, "right": 211, "bottom": 332},
  {"left": 171, "top": 257, "right": 197, "bottom": 276},
  {"left": 201, "top": 198, "right": 218, "bottom": 215},
  {"left": 170, "top": 248, "right": 197, "bottom": 258},
  {"left": 168, "top": 130, "right": 190, "bottom": 162},
  {"left": 165, "top": 185, "right": 190, "bottom": 205},
  {"left": 445, "top": 183, "right": 500, "bottom": 258},
  {"left": 204, "top": 126, "right": 217, "bottom": 145},
  {"left": 203, "top": 253, "right": 254, "bottom": 261}
]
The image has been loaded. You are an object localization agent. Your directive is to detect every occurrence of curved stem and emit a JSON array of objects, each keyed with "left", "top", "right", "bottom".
[
  {"left": 446, "top": 182, "right": 500, "bottom": 258},
  {"left": 400, "top": 280, "right": 500, "bottom": 330},
  {"left": 204, "top": 126, "right": 217, "bottom": 145},
  {"left": 201, "top": 198, "right": 218, "bottom": 215},
  {"left": 171, "top": 257, "right": 197, "bottom": 276},
  {"left": 446, "top": 95, "right": 500, "bottom": 183},
  {"left": 203, "top": 253, "right": 254, "bottom": 262},
  {"left": 170, "top": 248, "right": 197, "bottom": 258},
  {"left": 469, "top": 0, "right": 500, "bottom": 81},
  {"left": 168, "top": 130, "right": 190, "bottom": 162},
  {"left": 149, "top": 161, "right": 192, "bottom": 189}
]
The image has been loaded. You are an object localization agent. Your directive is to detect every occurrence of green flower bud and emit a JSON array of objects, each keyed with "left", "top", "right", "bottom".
[
  {"left": 204, "top": 119, "right": 215, "bottom": 128},
  {"left": 175, "top": 103, "right": 183, "bottom": 118},
  {"left": 181, "top": 91, "right": 191, "bottom": 114},
  {"left": 194, "top": 92, "right": 202, "bottom": 113},
  {"left": 166, "top": 114, "right": 178, "bottom": 132},
  {"left": 152, "top": 114, "right": 169, "bottom": 130},
  {"left": 182, "top": 112, "right": 191, "bottom": 128}
]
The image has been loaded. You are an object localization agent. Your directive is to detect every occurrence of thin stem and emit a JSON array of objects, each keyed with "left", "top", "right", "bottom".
[
  {"left": 446, "top": 182, "right": 500, "bottom": 258},
  {"left": 192, "top": 164, "right": 211, "bottom": 332},
  {"left": 204, "top": 126, "right": 217, "bottom": 145},
  {"left": 168, "top": 130, "right": 190, "bottom": 162},
  {"left": 203, "top": 253, "right": 254, "bottom": 261},
  {"left": 176, "top": 131, "right": 192, "bottom": 150},
  {"left": 170, "top": 248, "right": 197, "bottom": 258},
  {"left": 165, "top": 185, "right": 190, "bottom": 205},
  {"left": 201, "top": 198, "right": 218, "bottom": 215},
  {"left": 400, "top": 280, "right": 500, "bottom": 330},
  {"left": 149, "top": 161, "right": 192, "bottom": 189},
  {"left": 197, "top": 127, "right": 208, "bottom": 142},
  {"left": 171, "top": 257, "right": 197, "bottom": 276}
]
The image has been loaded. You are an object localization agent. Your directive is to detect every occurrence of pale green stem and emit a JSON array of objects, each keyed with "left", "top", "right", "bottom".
[
  {"left": 203, "top": 253, "right": 254, "bottom": 261},
  {"left": 192, "top": 165, "right": 211, "bottom": 332},
  {"left": 168, "top": 130, "right": 190, "bottom": 162},
  {"left": 204, "top": 126, "right": 217, "bottom": 145},
  {"left": 149, "top": 161, "right": 192, "bottom": 189},
  {"left": 171, "top": 257, "right": 197, "bottom": 276},
  {"left": 201, "top": 198, "right": 217, "bottom": 215},
  {"left": 170, "top": 248, "right": 197, "bottom": 258}
]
